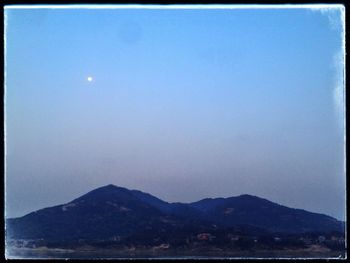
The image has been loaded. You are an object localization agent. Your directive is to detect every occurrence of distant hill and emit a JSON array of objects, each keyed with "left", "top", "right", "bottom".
[
  {"left": 190, "top": 194, "right": 344, "bottom": 233},
  {"left": 6, "top": 184, "right": 345, "bottom": 245}
]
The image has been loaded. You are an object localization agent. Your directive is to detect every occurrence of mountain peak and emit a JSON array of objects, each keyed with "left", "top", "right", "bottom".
[
  {"left": 237, "top": 194, "right": 260, "bottom": 199},
  {"left": 238, "top": 194, "right": 254, "bottom": 197},
  {"left": 92, "top": 184, "right": 133, "bottom": 193},
  {"left": 71, "top": 184, "right": 135, "bottom": 204},
  {"left": 101, "top": 184, "right": 120, "bottom": 189}
]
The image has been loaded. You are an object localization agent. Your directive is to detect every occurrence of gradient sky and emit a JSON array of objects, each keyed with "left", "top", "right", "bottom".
[{"left": 5, "top": 6, "right": 345, "bottom": 220}]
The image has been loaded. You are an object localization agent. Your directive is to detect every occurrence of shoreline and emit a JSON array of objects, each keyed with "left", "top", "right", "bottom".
[{"left": 6, "top": 245, "right": 345, "bottom": 259}]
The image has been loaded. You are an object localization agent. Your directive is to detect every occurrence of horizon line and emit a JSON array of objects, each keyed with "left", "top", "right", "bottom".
[{"left": 4, "top": 4, "right": 344, "bottom": 10}]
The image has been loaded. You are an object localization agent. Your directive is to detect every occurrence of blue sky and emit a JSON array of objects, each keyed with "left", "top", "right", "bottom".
[{"left": 5, "top": 6, "right": 345, "bottom": 220}]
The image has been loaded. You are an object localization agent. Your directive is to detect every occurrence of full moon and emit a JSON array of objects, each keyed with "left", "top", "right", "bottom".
[{"left": 87, "top": 76, "right": 93, "bottom": 82}]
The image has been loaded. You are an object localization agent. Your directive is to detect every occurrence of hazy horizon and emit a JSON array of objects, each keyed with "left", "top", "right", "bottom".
[
  {"left": 5, "top": 5, "right": 345, "bottom": 221},
  {"left": 3, "top": 183, "right": 345, "bottom": 220}
]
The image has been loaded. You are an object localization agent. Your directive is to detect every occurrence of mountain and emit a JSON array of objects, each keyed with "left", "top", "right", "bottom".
[
  {"left": 190, "top": 194, "right": 344, "bottom": 233},
  {"left": 130, "top": 188, "right": 171, "bottom": 213},
  {"left": 6, "top": 185, "right": 185, "bottom": 243},
  {"left": 6, "top": 184, "right": 344, "bottom": 246}
]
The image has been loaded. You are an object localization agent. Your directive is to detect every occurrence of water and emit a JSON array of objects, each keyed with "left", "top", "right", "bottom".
[{"left": 6, "top": 246, "right": 345, "bottom": 260}]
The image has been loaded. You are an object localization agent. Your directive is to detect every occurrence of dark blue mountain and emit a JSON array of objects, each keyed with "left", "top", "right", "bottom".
[
  {"left": 130, "top": 189, "right": 210, "bottom": 223},
  {"left": 190, "top": 194, "right": 344, "bottom": 233},
  {"left": 6, "top": 185, "right": 344, "bottom": 245},
  {"left": 130, "top": 188, "right": 171, "bottom": 213},
  {"left": 6, "top": 185, "right": 182, "bottom": 242}
]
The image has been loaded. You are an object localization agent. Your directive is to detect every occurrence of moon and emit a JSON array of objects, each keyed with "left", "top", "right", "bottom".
[{"left": 87, "top": 76, "right": 93, "bottom": 82}]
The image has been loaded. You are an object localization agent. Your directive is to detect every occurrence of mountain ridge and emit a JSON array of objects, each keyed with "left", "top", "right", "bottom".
[
  {"left": 6, "top": 184, "right": 345, "bottom": 244},
  {"left": 9, "top": 184, "right": 340, "bottom": 221}
]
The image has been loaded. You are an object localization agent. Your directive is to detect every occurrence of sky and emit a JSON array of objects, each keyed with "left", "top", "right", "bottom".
[{"left": 5, "top": 5, "right": 345, "bottom": 220}]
